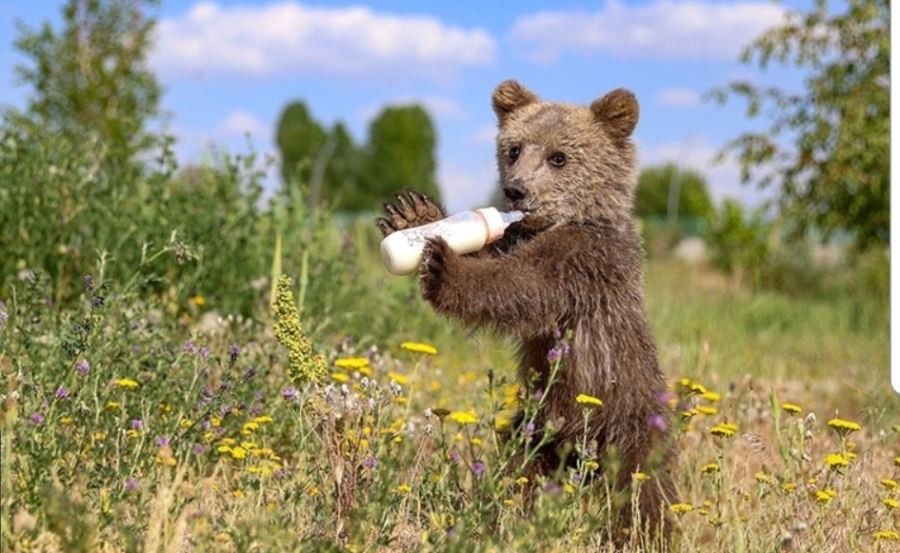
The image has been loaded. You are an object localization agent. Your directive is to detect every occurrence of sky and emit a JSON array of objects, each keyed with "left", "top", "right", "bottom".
[{"left": 0, "top": 0, "right": 812, "bottom": 212}]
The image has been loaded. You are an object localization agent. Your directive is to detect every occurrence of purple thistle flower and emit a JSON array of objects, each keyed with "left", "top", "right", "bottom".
[
  {"left": 54, "top": 386, "right": 69, "bottom": 400},
  {"left": 131, "top": 419, "right": 144, "bottom": 431},
  {"left": 75, "top": 359, "right": 90, "bottom": 376},
  {"left": 125, "top": 477, "right": 140, "bottom": 491},
  {"left": 363, "top": 456, "right": 377, "bottom": 469},
  {"left": 156, "top": 436, "right": 170, "bottom": 447},
  {"left": 647, "top": 413, "right": 669, "bottom": 432},
  {"left": 83, "top": 274, "right": 94, "bottom": 290},
  {"left": 547, "top": 346, "right": 563, "bottom": 362},
  {"left": 29, "top": 412, "right": 44, "bottom": 425},
  {"left": 449, "top": 450, "right": 461, "bottom": 463},
  {"left": 200, "top": 419, "right": 211, "bottom": 432},
  {"left": 282, "top": 386, "right": 299, "bottom": 401},
  {"left": 228, "top": 344, "right": 240, "bottom": 363},
  {"left": 472, "top": 461, "right": 486, "bottom": 477},
  {"left": 192, "top": 443, "right": 207, "bottom": 455},
  {"left": 182, "top": 341, "right": 197, "bottom": 354},
  {"left": 242, "top": 367, "right": 257, "bottom": 380},
  {"left": 532, "top": 389, "right": 543, "bottom": 401},
  {"left": 654, "top": 390, "right": 675, "bottom": 406},
  {"left": 572, "top": 472, "right": 583, "bottom": 483},
  {"left": 198, "top": 347, "right": 210, "bottom": 360},
  {"left": 523, "top": 422, "right": 536, "bottom": 438}
]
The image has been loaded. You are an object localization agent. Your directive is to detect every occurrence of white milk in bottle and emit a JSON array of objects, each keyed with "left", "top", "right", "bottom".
[{"left": 380, "top": 207, "right": 523, "bottom": 276}]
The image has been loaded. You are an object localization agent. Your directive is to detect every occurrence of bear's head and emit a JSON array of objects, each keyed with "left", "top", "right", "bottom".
[{"left": 492, "top": 80, "right": 639, "bottom": 230}]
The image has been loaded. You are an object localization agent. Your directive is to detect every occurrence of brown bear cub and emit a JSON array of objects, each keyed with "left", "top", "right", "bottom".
[{"left": 376, "top": 80, "right": 674, "bottom": 535}]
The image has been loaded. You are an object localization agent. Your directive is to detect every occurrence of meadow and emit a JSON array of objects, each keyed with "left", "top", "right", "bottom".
[{"left": 1, "top": 180, "right": 894, "bottom": 551}]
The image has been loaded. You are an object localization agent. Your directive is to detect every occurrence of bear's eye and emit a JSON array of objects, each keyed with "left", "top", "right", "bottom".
[
  {"left": 549, "top": 152, "right": 567, "bottom": 168},
  {"left": 508, "top": 146, "right": 521, "bottom": 164}
]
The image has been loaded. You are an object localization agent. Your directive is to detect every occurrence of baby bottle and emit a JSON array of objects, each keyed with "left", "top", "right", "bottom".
[{"left": 380, "top": 207, "right": 524, "bottom": 276}]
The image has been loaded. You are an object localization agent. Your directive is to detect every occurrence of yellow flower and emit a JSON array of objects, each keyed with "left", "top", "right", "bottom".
[
  {"left": 334, "top": 357, "right": 369, "bottom": 370},
  {"left": 669, "top": 503, "right": 694, "bottom": 514},
  {"left": 881, "top": 478, "right": 897, "bottom": 490},
  {"left": 60, "top": 416, "right": 74, "bottom": 426},
  {"left": 874, "top": 530, "right": 900, "bottom": 541},
  {"left": 105, "top": 401, "right": 120, "bottom": 411},
  {"left": 782, "top": 482, "right": 797, "bottom": 493},
  {"left": 241, "top": 441, "right": 258, "bottom": 450},
  {"left": 219, "top": 437, "right": 236, "bottom": 446},
  {"left": 115, "top": 378, "right": 139, "bottom": 389},
  {"left": 273, "top": 275, "right": 327, "bottom": 384},
  {"left": 217, "top": 445, "right": 231, "bottom": 454},
  {"left": 689, "top": 382, "right": 708, "bottom": 395},
  {"left": 179, "top": 418, "right": 192, "bottom": 429},
  {"left": 755, "top": 471, "right": 775, "bottom": 485},
  {"left": 696, "top": 406, "right": 719, "bottom": 416},
  {"left": 92, "top": 431, "right": 106, "bottom": 441},
  {"left": 701, "top": 463, "right": 720, "bottom": 474},
  {"left": 632, "top": 472, "right": 650, "bottom": 482},
  {"left": 331, "top": 372, "right": 350, "bottom": 383},
  {"left": 515, "top": 476, "right": 529, "bottom": 486},
  {"left": 387, "top": 372, "right": 408, "bottom": 385},
  {"left": 564, "top": 483, "right": 576, "bottom": 494},
  {"left": 192, "top": 294, "right": 205, "bottom": 307},
  {"left": 230, "top": 447, "right": 248, "bottom": 460},
  {"left": 826, "top": 418, "right": 861, "bottom": 435},
  {"left": 824, "top": 453, "right": 849, "bottom": 470},
  {"left": 710, "top": 422, "right": 738, "bottom": 438},
  {"left": 242, "top": 421, "right": 259, "bottom": 435},
  {"left": 253, "top": 415, "right": 274, "bottom": 424},
  {"left": 882, "top": 497, "right": 899, "bottom": 510},
  {"left": 126, "top": 429, "right": 140, "bottom": 438},
  {"left": 584, "top": 460, "right": 600, "bottom": 471},
  {"left": 575, "top": 394, "right": 603, "bottom": 407},
  {"left": 781, "top": 402, "right": 802, "bottom": 415},
  {"left": 448, "top": 411, "right": 478, "bottom": 425},
  {"left": 395, "top": 484, "right": 412, "bottom": 495},
  {"left": 814, "top": 488, "right": 837, "bottom": 503},
  {"left": 700, "top": 391, "right": 721, "bottom": 402},
  {"left": 895, "top": 457, "right": 900, "bottom": 468},
  {"left": 400, "top": 341, "right": 438, "bottom": 355}
]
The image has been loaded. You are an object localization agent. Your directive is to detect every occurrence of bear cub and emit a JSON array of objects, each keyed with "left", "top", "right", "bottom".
[{"left": 376, "top": 80, "right": 674, "bottom": 534}]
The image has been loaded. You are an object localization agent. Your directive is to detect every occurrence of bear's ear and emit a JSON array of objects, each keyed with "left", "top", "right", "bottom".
[
  {"left": 492, "top": 80, "right": 539, "bottom": 124},
  {"left": 590, "top": 89, "right": 639, "bottom": 140}
]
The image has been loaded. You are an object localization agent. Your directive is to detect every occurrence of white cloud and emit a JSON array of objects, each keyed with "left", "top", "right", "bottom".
[
  {"left": 438, "top": 161, "right": 497, "bottom": 213},
  {"left": 153, "top": 1, "right": 496, "bottom": 79},
  {"left": 639, "top": 135, "right": 773, "bottom": 206},
  {"left": 510, "top": 0, "right": 785, "bottom": 62},
  {"left": 656, "top": 88, "right": 702, "bottom": 108},
  {"left": 216, "top": 110, "right": 268, "bottom": 139},
  {"left": 358, "top": 94, "right": 465, "bottom": 124}
]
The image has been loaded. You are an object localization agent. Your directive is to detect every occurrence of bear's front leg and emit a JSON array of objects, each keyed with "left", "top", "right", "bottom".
[{"left": 419, "top": 236, "right": 563, "bottom": 336}]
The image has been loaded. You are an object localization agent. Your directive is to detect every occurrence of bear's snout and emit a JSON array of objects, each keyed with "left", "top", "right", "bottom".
[{"left": 503, "top": 178, "right": 528, "bottom": 202}]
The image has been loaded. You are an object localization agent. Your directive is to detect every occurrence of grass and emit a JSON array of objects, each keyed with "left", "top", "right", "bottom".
[{"left": 1, "top": 230, "right": 895, "bottom": 552}]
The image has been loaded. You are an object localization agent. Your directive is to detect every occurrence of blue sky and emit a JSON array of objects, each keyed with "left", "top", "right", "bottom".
[{"left": 0, "top": 0, "right": 811, "bottom": 211}]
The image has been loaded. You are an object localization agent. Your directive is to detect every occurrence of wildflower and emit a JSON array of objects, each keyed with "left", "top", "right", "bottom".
[
  {"left": 814, "top": 489, "right": 837, "bottom": 503},
  {"left": 710, "top": 422, "right": 738, "bottom": 438},
  {"left": 92, "top": 431, "right": 106, "bottom": 441},
  {"left": 696, "top": 406, "right": 719, "bottom": 416},
  {"left": 29, "top": 412, "right": 44, "bottom": 425},
  {"left": 826, "top": 418, "right": 861, "bottom": 436},
  {"left": 126, "top": 429, "right": 140, "bottom": 438},
  {"left": 115, "top": 378, "right": 139, "bottom": 390},
  {"left": 781, "top": 402, "right": 802, "bottom": 415},
  {"left": 472, "top": 461, "right": 486, "bottom": 477},
  {"left": 894, "top": 457, "right": 900, "bottom": 468},
  {"left": 331, "top": 372, "right": 350, "bottom": 383},
  {"left": 192, "top": 294, "right": 205, "bottom": 307},
  {"left": 395, "top": 484, "right": 412, "bottom": 495},
  {"left": 54, "top": 386, "right": 69, "bottom": 400},
  {"left": 632, "top": 472, "right": 650, "bottom": 482},
  {"left": 387, "top": 372, "right": 408, "bottom": 385},
  {"left": 575, "top": 394, "right": 603, "bottom": 407},
  {"left": 254, "top": 415, "right": 274, "bottom": 424},
  {"left": 782, "top": 482, "right": 797, "bottom": 492},
  {"left": 824, "top": 453, "right": 849, "bottom": 470},
  {"left": 131, "top": 419, "right": 144, "bottom": 431},
  {"left": 105, "top": 401, "right": 120, "bottom": 411},
  {"left": 282, "top": 386, "right": 299, "bottom": 401},
  {"left": 755, "top": 471, "right": 775, "bottom": 485},
  {"left": 335, "top": 357, "right": 369, "bottom": 370},
  {"left": 881, "top": 479, "right": 897, "bottom": 490},
  {"left": 701, "top": 463, "right": 720, "bottom": 474},
  {"left": 273, "top": 275, "right": 327, "bottom": 384},
  {"left": 689, "top": 382, "right": 708, "bottom": 395},
  {"left": 516, "top": 476, "right": 529, "bottom": 486},
  {"left": 669, "top": 503, "right": 694, "bottom": 514},
  {"left": 363, "top": 456, "right": 377, "bottom": 469},
  {"left": 448, "top": 411, "right": 478, "bottom": 425},
  {"left": 156, "top": 436, "right": 170, "bottom": 447},
  {"left": 75, "top": 359, "right": 90, "bottom": 376},
  {"left": 400, "top": 341, "right": 437, "bottom": 355},
  {"left": 563, "top": 483, "right": 576, "bottom": 494},
  {"left": 874, "top": 530, "right": 900, "bottom": 541},
  {"left": 228, "top": 344, "right": 240, "bottom": 363},
  {"left": 882, "top": 497, "right": 899, "bottom": 509},
  {"left": 60, "top": 416, "right": 74, "bottom": 425},
  {"left": 230, "top": 447, "right": 248, "bottom": 460},
  {"left": 700, "top": 391, "right": 721, "bottom": 402},
  {"left": 125, "top": 477, "right": 140, "bottom": 491},
  {"left": 647, "top": 414, "right": 669, "bottom": 432},
  {"left": 584, "top": 460, "right": 600, "bottom": 471},
  {"left": 192, "top": 443, "right": 207, "bottom": 455}
]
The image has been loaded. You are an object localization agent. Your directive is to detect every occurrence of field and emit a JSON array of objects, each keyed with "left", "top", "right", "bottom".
[{"left": 1, "top": 218, "right": 895, "bottom": 552}]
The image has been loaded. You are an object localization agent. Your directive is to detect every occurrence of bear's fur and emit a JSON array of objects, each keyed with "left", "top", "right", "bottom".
[{"left": 376, "top": 80, "right": 674, "bottom": 536}]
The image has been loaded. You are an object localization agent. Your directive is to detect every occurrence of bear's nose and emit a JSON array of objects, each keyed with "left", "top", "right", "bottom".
[{"left": 503, "top": 179, "right": 527, "bottom": 201}]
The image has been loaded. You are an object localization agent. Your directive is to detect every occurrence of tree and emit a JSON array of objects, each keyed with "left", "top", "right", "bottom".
[
  {"left": 635, "top": 164, "right": 715, "bottom": 222},
  {"left": 13, "top": 0, "right": 162, "bottom": 164},
  {"left": 361, "top": 105, "right": 441, "bottom": 209},
  {"left": 275, "top": 100, "right": 327, "bottom": 189},
  {"left": 711, "top": 0, "right": 888, "bottom": 249}
]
